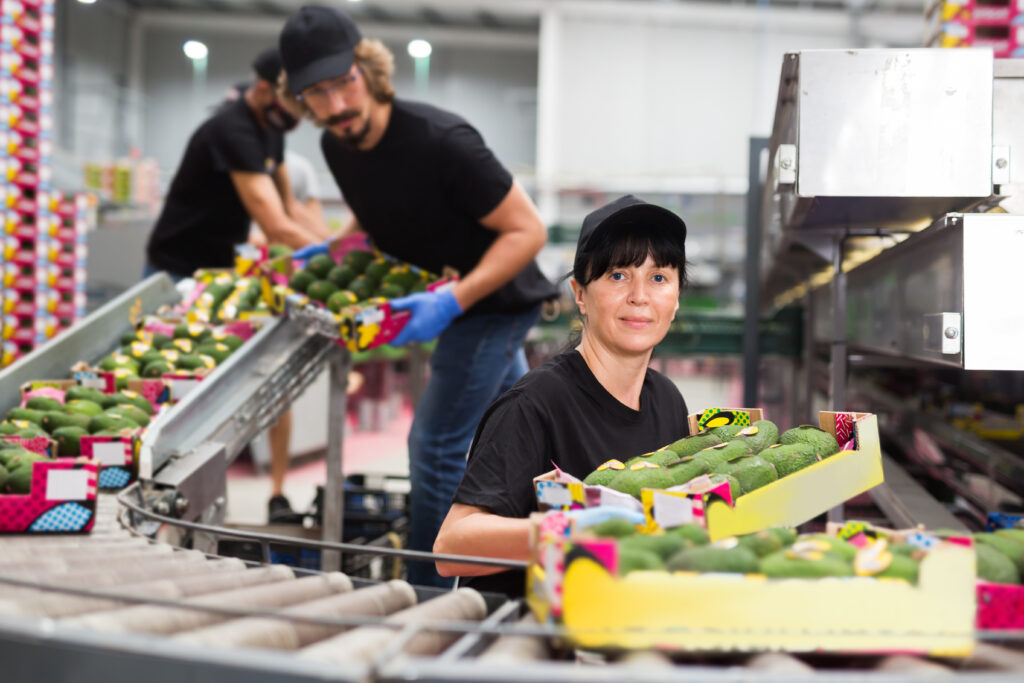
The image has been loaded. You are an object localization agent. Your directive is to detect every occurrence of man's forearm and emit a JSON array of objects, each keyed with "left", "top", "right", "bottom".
[{"left": 434, "top": 512, "right": 531, "bottom": 577}]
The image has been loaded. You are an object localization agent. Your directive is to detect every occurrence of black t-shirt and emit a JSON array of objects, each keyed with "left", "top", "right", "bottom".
[
  {"left": 146, "top": 98, "right": 284, "bottom": 276},
  {"left": 321, "top": 99, "right": 558, "bottom": 316},
  {"left": 453, "top": 350, "right": 690, "bottom": 596}
]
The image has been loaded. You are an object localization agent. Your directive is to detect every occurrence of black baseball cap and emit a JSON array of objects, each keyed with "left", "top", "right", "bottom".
[
  {"left": 280, "top": 5, "right": 362, "bottom": 95},
  {"left": 252, "top": 47, "right": 282, "bottom": 84},
  {"left": 577, "top": 195, "right": 687, "bottom": 255}
]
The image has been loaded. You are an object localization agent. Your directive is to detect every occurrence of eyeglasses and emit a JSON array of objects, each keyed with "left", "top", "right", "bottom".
[{"left": 298, "top": 68, "right": 362, "bottom": 106}]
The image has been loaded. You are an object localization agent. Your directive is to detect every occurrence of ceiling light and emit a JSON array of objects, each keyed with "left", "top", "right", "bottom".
[
  {"left": 407, "top": 39, "right": 432, "bottom": 59},
  {"left": 183, "top": 40, "right": 208, "bottom": 61}
]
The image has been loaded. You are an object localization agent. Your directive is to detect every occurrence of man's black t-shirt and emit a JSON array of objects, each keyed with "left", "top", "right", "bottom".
[
  {"left": 453, "top": 350, "right": 690, "bottom": 596},
  {"left": 146, "top": 98, "right": 284, "bottom": 276},
  {"left": 321, "top": 99, "right": 557, "bottom": 316}
]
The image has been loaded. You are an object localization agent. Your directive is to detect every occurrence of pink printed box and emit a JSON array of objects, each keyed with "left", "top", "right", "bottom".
[{"left": 0, "top": 459, "right": 98, "bottom": 533}]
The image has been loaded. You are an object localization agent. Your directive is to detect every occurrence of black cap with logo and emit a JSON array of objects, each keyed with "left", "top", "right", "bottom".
[{"left": 280, "top": 4, "right": 363, "bottom": 95}]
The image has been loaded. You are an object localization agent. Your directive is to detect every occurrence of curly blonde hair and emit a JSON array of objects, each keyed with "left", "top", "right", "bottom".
[{"left": 278, "top": 38, "right": 396, "bottom": 127}]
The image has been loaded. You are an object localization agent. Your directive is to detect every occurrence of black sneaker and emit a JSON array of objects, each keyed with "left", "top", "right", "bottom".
[{"left": 268, "top": 494, "right": 303, "bottom": 524}]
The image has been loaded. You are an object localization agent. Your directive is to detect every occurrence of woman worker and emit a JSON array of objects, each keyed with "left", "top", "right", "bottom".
[{"left": 433, "top": 194, "right": 691, "bottom": 596}]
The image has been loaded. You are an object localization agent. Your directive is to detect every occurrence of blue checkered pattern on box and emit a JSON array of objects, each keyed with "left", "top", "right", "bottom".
[
  {"left": 29, "top": 502, "right": 93, "bottom": 532},
  {"left": 98, "top": 467, "right": 132, "bottom": 489}
]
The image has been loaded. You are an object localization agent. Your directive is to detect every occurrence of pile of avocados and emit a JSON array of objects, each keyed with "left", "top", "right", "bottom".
[
  {"left": 583, "top": 421, "right": 841, "bottom": 501},
  {"left": 92, "top": 323, "right": 242, "bottom": 387},
  {"left": 190, "top": 272, "right": 267, "bottom": 323},
  {"left": 589, "top": 521, "right": 926, "bottom": 584},
  {"left": 287, "top": 250, "right": 435, "bottom": 314},
  {"left": 0, "top": 386, "right": 156, "bottom": 460}
]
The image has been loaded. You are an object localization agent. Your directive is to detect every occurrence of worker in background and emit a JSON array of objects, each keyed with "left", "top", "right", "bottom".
[
  {"left": 144, "top": 47, "right": 330, "bottom": 281},
  {"left": 279, "top": 5, "right": 558, "bottom": 588},
  {"left": 143, "top": 48, "right": 331, "bottom": 523}
]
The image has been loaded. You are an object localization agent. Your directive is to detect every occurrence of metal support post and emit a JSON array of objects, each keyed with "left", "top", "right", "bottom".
[
  {"left": 743, "top": 137, "right": 770, "bottom": 408},
  {"left": 322, "top": 347, "right": 352, "bottom": 572},
  {"left": 828, "top": 235, "right": 847, "bottom": 524}
]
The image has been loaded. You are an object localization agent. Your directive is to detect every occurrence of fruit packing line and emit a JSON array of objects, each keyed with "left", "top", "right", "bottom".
[{"left": 2, "top": 495, "right": 1024, "bottom": 682}]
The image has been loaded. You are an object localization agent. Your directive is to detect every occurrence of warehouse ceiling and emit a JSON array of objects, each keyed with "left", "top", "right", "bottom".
[{"left": 121, "top": 0, "right": 929, "bottom": 29}]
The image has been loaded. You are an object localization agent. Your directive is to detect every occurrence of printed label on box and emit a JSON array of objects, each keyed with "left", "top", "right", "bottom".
[
  {"left": 536, "top": 480, "right": 574, "bottom": 509},
  {"left": 170, "top": 377, "right": 200, "bottom": 401},
  {"left": 652, "top": 490, "right": 696, "bottom": 528},
  {"left": 92, "top": 440, "right": 127, "bottom": 467},
  {"left": 46, "top": 468, "right": 89, "bottom": 501}
]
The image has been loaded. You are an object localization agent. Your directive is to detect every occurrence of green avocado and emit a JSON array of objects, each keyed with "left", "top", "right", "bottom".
[
  {"left": 341, "top": 249, "right": 374, "bottom": 273},
  {"left": 760, "top": 547, "right": 853, "bottom": 578},
  {"left": 664, "top": 456, "right": 709, "bottom": 487},
  {"left": 364, "top": 258, "right": 394, "bottom": 281},
  {"left": 41, "top": 411, "right": 90, "bottom": 434},
  {"left": 0, "top": 463, "right": 7, "bottom": 491},
  {"left": 97, "top": 354, "right": 140, "bottom": 373},
  {"left": 169, "top": 338, "right": 195, "bottom": 355},
  {"left": 175, "top": 354, "right": 213, "bottom": 372},
  {"left": 707, "top": 473, "right": 742, "bottom": 500},
  {"left": 711, "top": 455, "right": 778, "bottom": 495},
  {"left": 288, "top": 270, "right": 316, "bottom": 294},
  {"left": 6, "top": 463, "right": 34, "bottom": 494},
  {"left": 760, "top": 443, "right": 819, "bottom": 477},
  {"left": 621, "top": 533, "right": 688, "bottom": 561},
  {"left": 709, "top": 424, "right": 746, "bottom": 441},
  {"left": 64, "top": 386, "right": 112, "bottom": 407},
  {"left": 25, "top": 396, "right": 62, "bottom": 413},
  {"left": 173, "top": 322, "right": 212, "bottom": 342},
  {"left": 974, "top": 533, "right": 1024, "bottom": 574},
  {"left": 106, "top": 405, "right": 150, "bottom": 428},
  {"left": 606, "top": 463, "right": 674, "bottom": 499},
  {"left": 210, "top": 332, "right": 244, "bottom": 351},
  {"left": 268, "top": 244, "right": 293, "bottom": 259},
  {"left": 142, "top": 360, "right": 173, "bottom": 378},
  {"left": 112, "top": 369, "right": 139, "bottom": 391},
  {"left": 347, "top": 276, "right": 376, "bottom": 301},
  {"left": 327, "top": 265, "right": 355, "bottom": 290},
  {"left": 995, "top": 529, "right": 1024, "bottom": 545},
  {"left": 797, "top": 534, "right": 858, "bottom": 561},
  {"left": 779, "top": 425, "right": 840, "bottom": 458},
  {"left": 0, "top": 421, "right": 25, "bottom": 435},
  {"left": 382, "top": 269, "right": 418, "bottom": 291},
  {"left": 15, "top": 427, "right": 47, "bottom": 439},
  {"left": 590, "top": 517, "right": 638, "bottom": 539},
  {"left": 976, "top": 543, "right": 1021, "bottom": 584},
  {"left": 409, "top": 281, "right": 428, "bottom": 294},
  {"left": 737, "top": 530, "right": 784, "bottom": 557},
  {"left": 194, "top": 342, "right": 232, "bottom": 365},
  {"left": 617, "top": 547, "right": 665, "bottom": 576},
  {"left": 731, "top": 420, "right": 779, "bottom": 453},
  {"left": 666, "top": 545, "right": 759, "bottom": 574},
  {"left": 666, "top": 431, "right": 722, "bottom": 458},
  {"left": 136, "top": 350, "right": 165, "bottom": 367},
  {"left": 7, "top": 408, "right": 44, "bottom": 425},
  {"left": 53, "top": 426, "right": 88, "bottom": 457},
  {"left": 625, "top": 449, "right": 683, "bottom": 469},
  {"left": 306, "top": 253, "right": 336, "bottom": 279},
  {"left": 765, "top": 527, "right": 798, "bottom": 547},
  {"left": 148, "top": 333, "right": 175, "bottom": 350},
  {"left": 120, "top": 331, "right": 140, "bottom": 347},
  {"left": 306, "top": 279, "right": 339, "bottom": 303},
  {"left": 87, "top": 414, "right": 139, "bottom": 435},
  {"left": 693, "top": 440, "right": 752, "bottom": 470},
  {"left": 376, "top": 283, "right": 406, "bottom": 300},
  {"left": 110, "top": 391, "right": 155, "bottom": 415},
  {"left": 63, "top": 399, "right": 103, "bottom": 417},
  {"left": 582, "top": 459, "right": 627, "bottom": 487},
  {"left": 669, "top": 523, "right": 710, "bottom": 546},
  {"left": 327, "top": 290, "right": 359, "bottom": 314},
  {"left": 875, "top": 552, "right": 919, "bottom": 584}
]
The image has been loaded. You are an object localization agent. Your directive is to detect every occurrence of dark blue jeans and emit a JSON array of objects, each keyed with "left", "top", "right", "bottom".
[{"left": 406, "top": 304, "right": 541, "bottom": 588}]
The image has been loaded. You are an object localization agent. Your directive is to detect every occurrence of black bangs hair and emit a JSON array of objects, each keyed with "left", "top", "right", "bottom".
[{"left": 572, "top": 219, "right": 687, "bottom": 288}]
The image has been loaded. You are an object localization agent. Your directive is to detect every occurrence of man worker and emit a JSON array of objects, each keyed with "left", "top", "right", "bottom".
[
  {"left": 279, "top": 5, "right": 558, "bottom": 588},
  {"left": 143, "top": 48, "right": 330, "bottom": 523},
  {"left": 144, "top": 47, "right": 330, "bottom": 280}
]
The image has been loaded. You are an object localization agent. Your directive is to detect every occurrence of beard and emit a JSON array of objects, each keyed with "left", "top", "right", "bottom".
[{"left": 327, "top": 110, "right": 372, "bottom": 149}]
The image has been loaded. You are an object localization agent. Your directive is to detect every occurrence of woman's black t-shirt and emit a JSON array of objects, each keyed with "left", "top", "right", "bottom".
[{"left": 453, "top": 350, "right": 689, "bottom": 596}]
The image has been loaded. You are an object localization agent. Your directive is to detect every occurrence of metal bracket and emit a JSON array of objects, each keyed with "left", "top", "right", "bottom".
[
  {"left": 923, "top": 313, "right": 962, "bottom": 356},
  {"left": 993, "top": 145, "right": 1011, "bottom": 187},
  {"left": 775, "top": 143, "right": 797, "bottom": 187}
]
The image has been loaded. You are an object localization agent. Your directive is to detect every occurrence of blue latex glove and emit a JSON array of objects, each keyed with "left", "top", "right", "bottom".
[
  {"left": 291, "top": 240, "right": 331, "bottom": 261},
  {"left": 388, "top": 289, "right": 463, "bottom": 346},
  {"left": 565, "top": 505, "right": 645, "bottom": 530}
]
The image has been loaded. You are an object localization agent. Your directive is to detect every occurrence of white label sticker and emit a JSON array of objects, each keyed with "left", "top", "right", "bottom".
[
  {"left": 92, "top": 441, "right": 127, "bottom": 466},
  {"left": 171, "top": 378, "right": 200, "bottom": 400},
  {"left": 46, "top": 469, "right": 90, "bottom": 501},
  {"left": 77, "top": 377, "right": 105, "bottom": 390},
  {"left": 535, "top": 481, "right": 572, "bottom": 508},
  {"left": 652, "top": 491, "right": 695, "bottom": 528}
]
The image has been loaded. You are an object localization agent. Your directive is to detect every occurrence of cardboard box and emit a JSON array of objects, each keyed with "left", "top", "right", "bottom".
[
  {"left": 926, "top": 0, "right": 1023, "bottom": 23},
  {"left": 534, "top": 409, "right": 884, "bottom": 542},
  {"left": 526, "top": 514, "right": 976, "bottom": 656},
  {"left": 79, "top": 433, "right": 137, "bottom": 489},
  {"left": 0, "top": 459, "right": 97, "bottom": 533}
]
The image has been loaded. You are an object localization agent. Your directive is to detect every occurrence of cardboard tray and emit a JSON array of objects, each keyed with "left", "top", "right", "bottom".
[
  {"left": 0, "top": 459, "right": 98, "bottom": 533},
  {"left": 526, "top": 514, "right": 976, "bottom": 656},
  {"left": 534, "top": 409, "right": 884, "bottom": 542}
]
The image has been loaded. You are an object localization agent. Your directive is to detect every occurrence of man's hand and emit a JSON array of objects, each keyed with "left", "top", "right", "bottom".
[{"left": 389, "top": 289, "right": 463, "bottom": 346}]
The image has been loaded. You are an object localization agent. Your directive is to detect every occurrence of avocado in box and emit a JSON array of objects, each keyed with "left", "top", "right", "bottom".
[{"left": 526, "top": 513, "right": 974, "bottom": 656}]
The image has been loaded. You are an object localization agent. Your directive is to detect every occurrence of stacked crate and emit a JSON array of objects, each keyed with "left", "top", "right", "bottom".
[
  {"left": 0, "top": 0, "right": 84, "bottom": 368},
  {"left": 926, "top": 0, "right": 1024, "bottom": 58}
]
